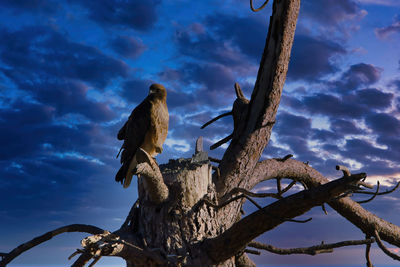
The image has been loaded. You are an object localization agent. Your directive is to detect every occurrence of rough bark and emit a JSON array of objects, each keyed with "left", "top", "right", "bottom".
[
  {"left": 217, "top": 0, "right": 300, "bottom": 198},
  {"left": 251, "top": 158, "right": 400, "bottom": 248}
]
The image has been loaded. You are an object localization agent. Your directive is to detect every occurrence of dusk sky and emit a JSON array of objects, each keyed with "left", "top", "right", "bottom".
[{"left": 1, "top": 0, "right": 400, "bottom": 266}]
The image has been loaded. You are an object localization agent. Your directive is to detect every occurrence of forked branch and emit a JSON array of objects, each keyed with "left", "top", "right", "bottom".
[
  {"left": 0, "top": 224, "right": 106, "bottom": 267},
  {"left": 202, "top": 172, "right": 367, "bottom": 263},
  {"left": 251, "top": 158, "right": 400, "bottom": 249},
  {"left": 249, "top": 238, "right": 375, "bottom": 256}
]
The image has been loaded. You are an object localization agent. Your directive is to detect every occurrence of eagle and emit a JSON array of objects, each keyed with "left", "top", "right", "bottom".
[{"left": 116, "top": 83, "right": 169, "bottom": 188}]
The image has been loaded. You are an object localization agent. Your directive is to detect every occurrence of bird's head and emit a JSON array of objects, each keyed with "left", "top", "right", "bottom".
[{"left": 149, "top": 83, "right": 167, "bottom": 99}]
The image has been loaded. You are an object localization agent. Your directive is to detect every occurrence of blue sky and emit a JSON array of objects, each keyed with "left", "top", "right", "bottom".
[{"left": 0, "top": 0, "right": 400, "bottom": 266}]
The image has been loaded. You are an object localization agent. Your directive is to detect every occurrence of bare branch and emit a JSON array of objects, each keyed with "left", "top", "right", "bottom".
[
  {"left": 0, "top": 224, "right": 106, "bottom": 266},
  {"left": 202, "top": 173, "right": 367, "bottom": 263},
  {"left": 208, "top": 156, "right": 221, "bottom": 163},
  {"left": 244, "top": 249, "right": 261, "bottom": 255},
  {"left": 217, "top": 0, "right": 301, "bottom": 198},
  {"left": 251, "top": 158, "right": 400, "bottom": 249},
  {"left": 210, "top": 133, "right": 233, "bottom": 150},
  {"left": 250, "top": 0, "right": 271, "bottom": 12},
  {"left": 355, "top": 181, "right": 400, "bottom": 195},
  {"left": 336, "top": 165, "right": 351, "bottom": 176},
  {"left": 249, "top": 238, "right": 375, "bottom": 256},
  {"left": 71, "top": 251, "right": 93, "bottom": 267},
  {"left": 366, "top": 235, "right": 373, "bottom": 267},
  {"left": 357, "top": 182, "right": 380, "bottom": 204},
  {"left": 201, "top": 111, "right": 232, "bottom": 129},
  {"left": 374, "top": 230, "right": 400, "bottom": 261},
  {"left": 135, "top": 148, "right": 169, "bottom": 204}
]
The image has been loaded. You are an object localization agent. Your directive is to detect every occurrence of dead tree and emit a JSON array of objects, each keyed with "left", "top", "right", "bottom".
[{"left": 2, "top": 0, "right": 400, "bottom": 266}]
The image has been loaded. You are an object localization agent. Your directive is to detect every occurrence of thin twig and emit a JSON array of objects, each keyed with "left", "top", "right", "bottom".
[
  {"left": 205, "top": 188, "right": 311, "bottom": 224},
  {"left": 209, "top": 156, "right": 221, "bottom": 163},
  {"left": 356, "top": 181, "right": 400, "bottom": 195},
  {"left": 249, "top": 238, "right": 375, "bottom": 256},
  {"left": 358, "top": 182, "right": 380, "bottom": 204},
  {"left": 68, "top": 249, "right": 85, "bottom": 260},
  {"left": 88, "top": 255, "right": 102, "bottom": 267},
  {"left": 321, "top": 204, "right": 328, "bottom": 215},
  {"left": 250, "top": 0, "right": 270, "bottom": 12},
  {"left": 366, "top": 235, "right": 373, "bottom": 267},
  {"left": 244, "top": 249, "right": 261, "bottom": 255},
  {"left": 71, "top": 252, "right": 93, "bottom": 267},
  {"left": 201, "top": 111, "right": 232, "bottom": 129},
  {"left": 277, "top": 178, "right": 282, "bottom": 195},
  {"left": 374, "top": 230, "right": 400, "bottom": 261},
  {"left": 277, "top": 154, "right": 293, "bottom": 162},
  {"left": 210, "top": 133, "right": 233, "bottom": 150},
  {"left": 280, "top": 180, "right": 296, "bottom": 195}
]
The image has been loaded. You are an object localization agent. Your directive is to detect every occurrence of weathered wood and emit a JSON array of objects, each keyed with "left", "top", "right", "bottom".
[{"left": 217, "top": 0, "right": 300, "bottom": 198}]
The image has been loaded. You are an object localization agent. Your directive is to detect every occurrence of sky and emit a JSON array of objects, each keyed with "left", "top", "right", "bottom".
[{"left": 0, "top": 0, "right": 400, "bottom": 266}]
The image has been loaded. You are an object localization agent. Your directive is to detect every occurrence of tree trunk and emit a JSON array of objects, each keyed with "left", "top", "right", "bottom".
[{"left": 128, "top": 152, "right": 236, "bottom": 266}]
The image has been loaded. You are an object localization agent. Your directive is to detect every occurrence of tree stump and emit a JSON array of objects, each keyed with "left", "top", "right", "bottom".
[{"left": 129, "top": 150, "right": 235, "bottom": 266}]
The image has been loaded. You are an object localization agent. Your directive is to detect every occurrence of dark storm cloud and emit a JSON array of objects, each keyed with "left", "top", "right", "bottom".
[
  {"left": 0, "top": 0, "right": 59, "bottom": 14},
  {"left": 302, "top": 0, "right": 361, "bottom": 26},
  {"left": 175, "top": 23, "right": 247, "bottom": 67},
  {"left": 334, "top": 63, "right": 382, "bottom": 92},
  {"left": 110, "top": 35, "right": 146, "bottom": 59},
  {"left": 274, "top": 112, "right": 312, "bottom": 137},
  {"left": 343, "top": 138, "right": 386, "bottom": 160},
  {"left": 375, "top": 14, "right": 400, "bottom": 39},
  {"left": 173, "top": 62, "right": 236, "bottom": 107},
  {"left": 365, "top": 112, "right": 400, "bottom": 136},
  {"left": 340, "top": 138, "right": 400, "bottom": 175},
  {"left": 355, "top": 88, "right": 393, "bottom": 109},
  {"left": 121, "top": 79, "right": 151, "bottom": 104},
  {"left": 205, "top": 14, "right": 267, "bottom": 61},
  {"left": 287, "top": 35, "right": 346, "bottom": 81},
  {"left": 185, "top": 63, "right": 235, "bottom": 91},
  {"left": 301, "top": 93, "right": 368, "bottom": 118},
  {"left": 174, "top": 12, "right": 268, "bottom": 69},
  {"left": 21, "top": 81, "right": 115, "bottom": 122},
  {"left": 330, "top": 119, "right": 363, "bottom": 135},
  {"left": 311, "top": 129, "right": 340, "bottom": 142},
  {"left": 68, "top": 0, "right": 161, "bottom": 31},
  {"left": 0, "top": 101, "right": 95, "bottom": 160},
  {"left": 0, "top": 26, "right": 128, "bottom": 88}
]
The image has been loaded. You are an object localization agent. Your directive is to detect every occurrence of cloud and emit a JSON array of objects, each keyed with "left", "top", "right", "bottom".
[
  {"left": 287, "top": 35, "right": 346, "bottom": 81},
  {"left": 355, "top": 88, "right": 393, "bottom": 109},
  {"left": 0, "top": 26, "right": 129, "bottom": 89},
  {"left": 68, "top": 0, "right": 161, "bottom": 31},
  {"left": 365, "top": 112, "right": 400, "bottom": 136},
  {"left": 301, "top": 93, "right": 369, "bottom": 118},
  {"left": 274, "top": 112, "right": 312, "bottom": 137},
  {"left": 24, "top": 81, "right": 115, "bottom": 122},
  {"left": 359, "top": 0, "right": 400, "bottom": 6},
  {"left": 375, "top": 14, "right": 400, "bottom": 39},
  {"left": 0, "top": 0, "right": 60, "bottom": 14},
  {"left": 110, "top": 36, "right": 146, "bottom": 59},
  {"left": 204, "top": 14, "right": 268, "bottom": 62},
  {"left": 334, "top": 63, "right": 382, "bottom": 92},
  {"left": 301, "top": 0, "right": 363, "bottom": 27},
  {"left": 330, "top": 119, "right": 363, "bottom": 135},
  {"left": 120, "top": 79, "right": 152, "bottom": 104}
]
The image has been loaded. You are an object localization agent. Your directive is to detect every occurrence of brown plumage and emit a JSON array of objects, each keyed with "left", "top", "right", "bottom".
[{"left": 116, "top": 83, "right": 169, "bottom": 188}]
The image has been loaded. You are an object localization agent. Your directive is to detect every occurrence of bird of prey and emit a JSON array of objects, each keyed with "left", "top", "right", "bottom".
[{"left": 116, "top": 83, "right": 169, "bottom": 188}]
